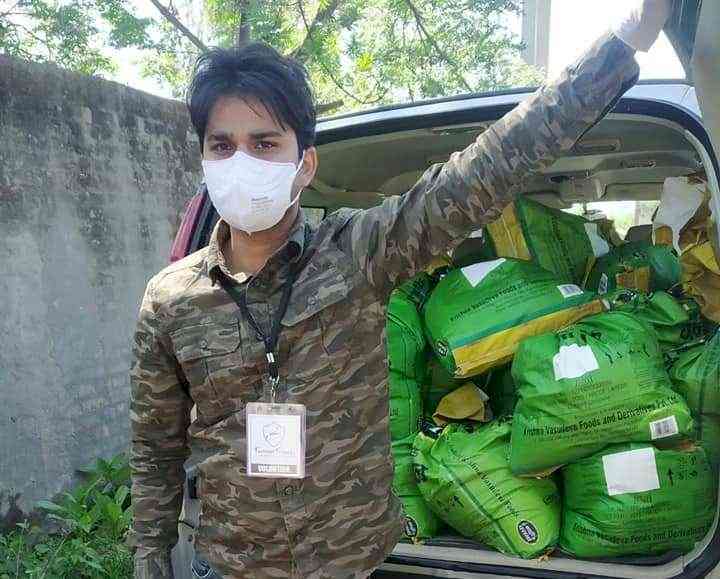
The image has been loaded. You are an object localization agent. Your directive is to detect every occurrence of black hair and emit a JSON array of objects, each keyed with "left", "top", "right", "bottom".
[{"left": 187, "top": 42, "right": 316, "bottom": 154}]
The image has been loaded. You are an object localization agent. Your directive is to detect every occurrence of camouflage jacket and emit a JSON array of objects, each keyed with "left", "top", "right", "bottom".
[{"left": 130, "top": 32, "right": 639, "bottom": 579}]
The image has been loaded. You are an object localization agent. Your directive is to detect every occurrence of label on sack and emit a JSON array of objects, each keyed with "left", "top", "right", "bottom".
[
  {"left": 598, "top": 273, "right": 609, "bottom": 295},
  {"left": 603, "top": 447, "right": 660, "bottom": 496},
  {"left": 584, "top": 222, "right": 611, "bottom": 258},
  {"left": 461, "top": 258, "right": 506, "bottom": 287},
  {"left": 553, "top": 344, "right": 599, "bottom": 380},
  {"left": 650, "top": 416, "right": 679, "bottom": 440},
  {"left": 557, "top": 284, "right": 584, "bottom": 299}
]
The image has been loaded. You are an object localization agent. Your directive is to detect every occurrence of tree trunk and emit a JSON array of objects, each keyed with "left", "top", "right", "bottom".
[{"left": 237, "top": 0, "right": 251, "bottom": 47}]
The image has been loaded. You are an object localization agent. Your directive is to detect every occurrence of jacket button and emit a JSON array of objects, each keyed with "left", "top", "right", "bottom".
[
  {"left": 284, "top": 485, "right": 294, "bottom": 496},
  {"left": 199, "top": 339, "right": 208, "bottom": 349},
  {"left": 308, "top": 296, "right": 317, "bottom": 306}
]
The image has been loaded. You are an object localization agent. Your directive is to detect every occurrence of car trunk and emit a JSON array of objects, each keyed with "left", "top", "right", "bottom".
[{"left": 310, "top": 6, "right": 720, "bottom": 573}]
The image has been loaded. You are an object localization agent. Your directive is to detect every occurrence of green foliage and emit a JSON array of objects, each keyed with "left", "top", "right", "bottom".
[
  {"left": 0, "top": 0, "right": 153, "bottom": 76},
  {"left": 0, "top": 455, "right": 133, "bottom": 579},
  {"left": 144, "top": 0, "right": 544, "bottom": 108},
  {"left": 1, "top": 0, "right": 543, "bottom": 111}
]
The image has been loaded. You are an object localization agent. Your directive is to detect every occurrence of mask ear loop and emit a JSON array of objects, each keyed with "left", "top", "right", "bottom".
[{"left": 288, "top": 150, "right": 307, "bottom": 207}]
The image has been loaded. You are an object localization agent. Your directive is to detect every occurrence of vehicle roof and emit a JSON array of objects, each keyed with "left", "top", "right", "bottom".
[{"left": 316, "top": 81, "right": 699, "bottom": 135}]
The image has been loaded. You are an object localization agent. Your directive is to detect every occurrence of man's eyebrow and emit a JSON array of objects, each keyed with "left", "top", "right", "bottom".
[
  {"left": 249, "top": 130, "right": 285, "bottom": 139},
  {"left": 206, "top": 130, "right": 233, "bottom": 141}
]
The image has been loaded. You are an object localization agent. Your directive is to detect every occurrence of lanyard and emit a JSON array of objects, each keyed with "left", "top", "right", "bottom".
[{"left": 217, "top": 268, "right": 296, "bottom": 402}]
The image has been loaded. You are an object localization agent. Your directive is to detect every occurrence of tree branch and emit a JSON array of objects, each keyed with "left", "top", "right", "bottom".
[
  {"left": 291, "top": 0, "right": 341, "bottom": 60},
  {"left": 148, "top": 0, "right": 208, "bottom": 52},
  {"left": 316, "top": 99, "right": 344, "bottom": 115},
  {"left": 296, "top": 0, "right": 385, "bottom": 106},
  {"left": 403, "top": 0, "right": 473, "bottom": 92},
  {"left": 236, "top": 0, "right": 251, "bottom": 47}
]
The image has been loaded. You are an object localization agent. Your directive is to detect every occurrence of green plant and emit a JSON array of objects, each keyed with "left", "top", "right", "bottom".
[{"left": 0, "top": 454, "right": 134, "bottom": 578}]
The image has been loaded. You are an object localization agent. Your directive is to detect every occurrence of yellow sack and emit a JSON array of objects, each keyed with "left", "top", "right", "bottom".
[
  {"left": 683, "top": 242, "right": 720, "bottom": 323},
  {"left": 654, "top": 176, "right": 720, "bottom": 322},
  {"left": 433, "top": 383, "right": 492, "bottom": 426}
]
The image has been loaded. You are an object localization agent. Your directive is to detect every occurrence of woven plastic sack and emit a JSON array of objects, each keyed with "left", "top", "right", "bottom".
[
  {"left": 423, "top": 258, "right": 604, "bottom": 378},
  {"left": 391, "top": 435, "right": 440, "bottom": 542},
  {"left": 413, "top": 420, "right": 560, "bottom": 559},
  {"left": 387, "top": 281, "right": 428, "bottom": 440},
  {"left": 485, "top": 198, "right": 613, "bottom": 284},
  {"left": 670, "top": 332, "right": 720, "bottom": 467},
  {"left": 561, "top": 443, "right": 715, "bottom": 557},
  {"left": 585, "top": 241, "right": 680, "bottom": 295},
  {"left": 510, "top": 311, "right": 694, "bottom": 476}
]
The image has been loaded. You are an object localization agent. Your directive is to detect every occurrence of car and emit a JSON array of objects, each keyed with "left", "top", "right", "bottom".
[{"left": 169, "top": 2, "right": 720, "bottom": 577}]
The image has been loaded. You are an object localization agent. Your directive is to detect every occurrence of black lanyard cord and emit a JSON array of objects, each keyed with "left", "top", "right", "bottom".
[{"left": 217, "top": 268, "right": 296, "bottom": 391}]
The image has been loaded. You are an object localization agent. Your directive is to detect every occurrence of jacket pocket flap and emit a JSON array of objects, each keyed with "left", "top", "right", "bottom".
[{"left": 170, "top": 318, "right": 241, "bottom": 363}]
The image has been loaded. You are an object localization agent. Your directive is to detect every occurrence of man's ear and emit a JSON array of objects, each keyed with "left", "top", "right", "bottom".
[{"left": 298, "top": 146, "right": 318, "bottom": 189}]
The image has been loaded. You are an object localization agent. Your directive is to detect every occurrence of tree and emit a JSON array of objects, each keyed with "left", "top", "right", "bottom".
[
  {"left": 0, "top": 0, "right": 154, "bottom": 76},
  {"left": 0, "top": 0, "right": 543, "bottom": 112},
  {"left": 144, "top": 0, "right": 543, "bottom": 111}
]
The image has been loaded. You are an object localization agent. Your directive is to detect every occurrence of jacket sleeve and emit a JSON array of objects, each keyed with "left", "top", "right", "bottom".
[
  {"left": 336, "top": 32, "right": 640, "bottom": 297},
  {"left": 129, "top": 278, "right": 191, "bottom": 579}
]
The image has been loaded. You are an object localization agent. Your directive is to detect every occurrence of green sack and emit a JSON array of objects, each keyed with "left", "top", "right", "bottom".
[
  {"left": 609, "top": 290, "right": 694, "bottom": 353},
  {"left": 423, "top": 258, "right": 603, "bottom": 378},
  {"left": 670, "top": 332, "right": 720, "bottom": 468},
  {"left": 585, "top": 241, "right": 681, "bottom": 295},
  {"left": 387, "top": 275, "right": 433, "bottom": 440},
  {"left": 510, "top": 311, "right": 695, "bottom": 475},
  {"left": 421, "top": 357, "right": 464, "bottom": 419},
  {"left": 697, "top": 415, "right": 720, "bottom": 470},
  {"left": 670, "top": 332, "right": 720, "bottom": 416},
  {"left": 485, "top": 198, "right": 613, "bottom": 284},
  {"left": 561, "top": 443, "right": 715, "bottom": 558},
  {"left": 413, "top": 420, "right": 561, "bottom": 559},
  {"left": 391, "top": 434, "right": 440, "bottom": 542},
  {"left": 392, "top": 436, "right": 419, "bottom": 494},
  {"left": 396, "top": 492, "right": 442, "bottom": 543},
  {"left": 485, "top": 365, "right": 518, "bottom": 417}
]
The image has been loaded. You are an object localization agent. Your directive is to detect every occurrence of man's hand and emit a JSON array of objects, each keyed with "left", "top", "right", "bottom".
[{"left": 613, "top": 0, "right": 672, "bottom": 52}]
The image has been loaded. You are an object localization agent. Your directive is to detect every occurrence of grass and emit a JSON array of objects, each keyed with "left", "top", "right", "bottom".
[{"left": 0, "top": 455, "right": 133, "bottom": 579}]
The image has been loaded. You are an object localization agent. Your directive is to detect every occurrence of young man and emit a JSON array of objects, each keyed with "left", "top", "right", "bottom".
[{"left": 130, "top": 2, "right": 671, "bottom": 577}]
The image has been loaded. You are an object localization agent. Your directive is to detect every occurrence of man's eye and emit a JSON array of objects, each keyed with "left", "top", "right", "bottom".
[
  {"left": 211, "top": 143, "right": 232, "bottom": 153},
  {"left": 255, "top": 141, "right": 276, "bottom": 151}
]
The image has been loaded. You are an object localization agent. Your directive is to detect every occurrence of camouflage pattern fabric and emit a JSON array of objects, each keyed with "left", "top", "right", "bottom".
[{"left": 130, "top": 32, "right": 639, "bottom": 579}]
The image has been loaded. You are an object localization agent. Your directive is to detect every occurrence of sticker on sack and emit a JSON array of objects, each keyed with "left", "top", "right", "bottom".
[
  {"left": 557, "top": 284, "right": 583, "bottom": 299},
  {"left": 461, "top": 258, "right": 506, "bottom": 287},
  {"left": 602, "top": 447, "right": 660, "bottom": 496},
  {"left": 649, "top": 415, "right": 679, "bottom": 440},
  {"left": 553, "top": 344, "right": 599, "bottom": 380}
]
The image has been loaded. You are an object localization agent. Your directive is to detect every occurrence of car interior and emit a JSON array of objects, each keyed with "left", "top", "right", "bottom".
[{"left": 302, "top": 113, "right": 704, "bottom": 237}]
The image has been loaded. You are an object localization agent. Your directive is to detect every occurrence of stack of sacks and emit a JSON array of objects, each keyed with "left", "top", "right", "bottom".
[{"left": 386, "top": 272, "right": 440, "bottom": 542}]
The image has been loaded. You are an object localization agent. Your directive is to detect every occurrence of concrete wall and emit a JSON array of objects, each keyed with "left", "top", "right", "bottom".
[{"left": 0, "top": 55, "right": 201, "bottom": 526}]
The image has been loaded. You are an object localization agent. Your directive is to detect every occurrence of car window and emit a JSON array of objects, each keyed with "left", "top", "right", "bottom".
[{"left": 565, "top": 201, "right": 660, "bottom": 239}]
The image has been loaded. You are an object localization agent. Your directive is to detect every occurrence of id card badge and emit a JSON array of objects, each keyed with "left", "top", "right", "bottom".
[{"left": 246, "top": 402, "right": 306, "bottom": 479}]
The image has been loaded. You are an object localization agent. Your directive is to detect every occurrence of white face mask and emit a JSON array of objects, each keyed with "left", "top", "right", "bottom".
[{"left": 202, "top": 150, "right": 305, "bottom": 233}]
